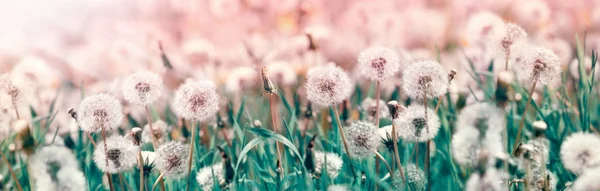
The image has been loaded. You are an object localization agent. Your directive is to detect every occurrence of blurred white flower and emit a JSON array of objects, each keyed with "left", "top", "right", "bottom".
[
  {"left": 313, "top": 151, "right": 343, "bottom": 179},
  {"left": 77, "top": 94, "right": 123, "bottom": 133},
  {"left": 394, "top": 104, "right": 440, "bottom": 142},
  {"left": 357, "top": 46, "right": 400, "bottom": 82},
  {"left": 560, "top": 132, "right": 600, "bottom": 174},
  {"left": 402, "top": 60, "right": 448, "bottom": 99},
  {"left": 517, "top": 46, "right": 562, "bottom": 86},
  {"left": 305, "top": 63, "right": 353, "bottom": 107},
  {"left": 196, "top": 162, "right": 225, "bottom": 191},
  {"left": 172, "top": 80, "right": 220, "bottom": 122},
  {"left": 344, "top": 121, "right": 381, "bottom": 160},
  {"left": 465, "top": 168, "right": 508, "bottom": 191},
  {"left": 155, "top": 141, "right": 190, "bottom": 178},
  {"left": 93, "top": 135, "right": 139, "bottom": 173},
  {"left": 122, "top": 71, "right": 164, "bottom": 106}
]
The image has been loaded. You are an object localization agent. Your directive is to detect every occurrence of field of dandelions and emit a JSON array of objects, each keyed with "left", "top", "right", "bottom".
[{"left": 2, "top": 0, "right": 600, "bottom": 191}]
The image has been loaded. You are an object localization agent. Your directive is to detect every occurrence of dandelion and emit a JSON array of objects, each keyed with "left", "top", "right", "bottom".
[
  {"left": 267, "top": 61, "right": 298, "bottom": 86},
  {"left": 402, "top": 60, "right": 449, "bottom": 99},
  {"left": 93, "top": 135, "right": 139, "bottom": 173},
  {"left": 404, "top": 163, "right": 427, "bottom": 191},
  {"left": 518, "top": 46, "right": 562, "bottom": 86},
  {"left": 305, "top": 63, "right": 353, "bottom": 107},
  {"left": 141, "top": 120, "right": 169, "bottom": 145},
  {"left": 122, "top": 72, "right": 164, "bottom": 106},
  {"left": 560, "top": 132, "right": 600, "bottom": 174},
  {"left": 394, "top": 104, "right": 440, "bottom": 142},
  {"left": 463, "top": 11, "right": 505, "bottom": 47},
  {"left": 172, "top": 80, "right": 220, "bottom": 122},
  {"left": 313, "top": 151, "right": 344, "bottom": 179},
  {"left": 455, "top": 102, "right": 506, "bottom": 134},
  {"left": 465, "top": 168, "right": 508, "bottom": 191},
  {"left": 452, "top": 127, "right": 504, "bottom": 167},
  {"left": 361, "top": 98, "right": 390, "bottom": 121},
  {"left": 76, "top": 94, "right": 124, "bottom": 133},
  {"left": 196, "top": 162, "right": 225, "bottom": 191},
  {"left": 572, "top": 167, "right": 600, "bottom": 191},
  {"left": 225, "top": 66, "right": 257, "bottom": 93},
  {"left": 357, "top": 46, "right": 400, "bottom": 82},
  {"left": 344, "top": 121, "right": 381, "bottom": 160},
  {"left": 327, "top": 185, "right": 349, "bottom": 191},
  {"left": 30, "top": 145, "right": 87, "bottom": 191},
  {"left": 155, "top": 141, "right": 190, "bottom": 178},
  {"left": 526, "top": 170, "right": 557, "bottom": 191},
  {"left": 0, "top": 73, "right": 34, "bottom": 118},
  {"left": 487, "top": 23, "right": 528, "bottom": 70}
]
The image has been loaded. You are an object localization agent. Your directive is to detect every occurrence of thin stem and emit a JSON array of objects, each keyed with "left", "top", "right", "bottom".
[
  {"left": 332, "top": 106, "right": 357, "bottom": 177},
  {"left": 0, "top": 150, "right": 23, "bottom": 191},
  {"left": 374, "top": 151, "right": 393, "bottom": 176},
  {"left": 145, "top": 106, "right": 159, "bottom": 150},
  {"left": 415, "top": 144, "right": 419, "bottom": 167},
  {"left": 423, "top": 95, "right": 431, "bottom": 191},
  {"left": 118, "top": 173, "right": 128, "bottom": 191},
  {"left": 434, "top": 96, "right": 443, "bottom": 113},
  {"left": 151, "top": 173, "right": 164, "bottom": 191},
  {"left": 185, "top": 122, "right": 197, "bottom": 191},
  {"left": 391, "top": 123, "right": 406, "bottom": 183},
  {"left": 138, "top": 150, "right": 145, "bottom": 191},
  {"left": 505, "top": 53, "right": 510, "bottom": 71},
  {"left": 512, "top": 81, "right": 538, "bottom": 155},
  {"left": 269, "top": 93, "right": 284, "bottom": 176},
  {"left": 375, "top": 81, "right": 381, "bottom": 127},
  {"left": 12, "top": 104, "right": 20, "bottom": 119},
  {"left": 102, "top": 128, "right": 116, "bottom": 191},
  {"left": 85, "top": 132, "right": 97, "bottom": 147}
]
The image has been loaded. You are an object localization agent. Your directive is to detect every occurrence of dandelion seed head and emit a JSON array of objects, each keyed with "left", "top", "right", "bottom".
[
  {"left": 142, "top": 120, "right": 169, "bottom": 145},
  {"left": 452, "top": 127, "right": 480, "bottom": 167},
  {"left": 510, "top": 0, "right": 551, "bottom": 32},
  {"left": 305, "top": 63, "right": 353, "bottom": 107},
  {"left": 402, "top": 60, "right": 448, "bottom": 99},
  {"left": 54, "top": 168, "right": 88, "bottom": 191},
  {"left": 572, "top": 167, "right": 600, "bottom": 191},
  {"left": 77, "top": 94, "right": 123, "bottom": 133},
  {"left": 526, "top": 170, "right": 557, "bottom": 191},
  {"left": 267, "top": 61, "right": 298, "bottom": 86},
  {"left": 394, "top": 104, "right": 440, "bottom": 142},
  {"left": 172, "top": 80, "right": 220, "bottom": 122},
  {"left": 313, "top": 151, "right": 343, "bottom": 179},
  {"left": 377, "top": 125, "right": 398, "bottom": 141},
  {"left": 456, "top": 102, "right": 506, "bottom": 134},
  {"left": 122, "top": 71, "right": 164, "bottom": 106},
  {"left": 487, "top": 23, "right": 528, "bottom": 61},
  {"left": 225, "top": 66, "right": 258, "bottom": 93},
  {"left": 155, "top": 141, "right": 189, "bottom": 178},
  {"left": 518, "top": 46, "right": 562, "bottom": 86},
  {"left": 93, "top": 135, "right": 139, "bottom": 173},
  {"left": 0, "top": 72, "right": 34, "bottom": 109},
  {"left": 30, "top": 146, "right": 80, "bottom": 181},
  {"left": 464, "top": 11, "right": 506, "bottom": 47},
  {"left": 344, "top": 121, "right": 381, "bottom": 159},
  {"left": 560, "top": 132, "right": 600, "bottom": 174},
  {"left": 357, "top": 46, "right": 400, "bottom": 81},
  {"left": 196, "top": 162, "right": 225, "bottom": 191},
  {"left": 405, "top": 163, "right": 427, "bottom": 191},
  {"left": 465, "top": 168, "right": 508, "bottom": 191},
  {"left": 361, "top": 98, "right": 390, "bottom": 121}
]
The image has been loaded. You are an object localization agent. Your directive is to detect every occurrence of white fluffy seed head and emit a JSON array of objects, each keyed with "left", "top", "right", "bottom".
[
  {"left": 313, "top": 151, "right": 344, "bottom": 179},
  {"left": 344, "top": 121, "right": 381, "bottom": 160},
  {"left": 172, "top": 80, "right": 220, "bottom": 122},
  {"left": 93, "top": 135, "right": 139, "bottom": 173},
  {"left": 487, "top": 23, "right": 528, "bottom": 61},
  {"left": 122, "top": 71, "right": 164, "bottom": 106},
  {"left": 394, "top": 104, "right": 440, "bottom": 142},
  {"left": 402, "top": 60, "right": 449, "bottom": 99},
  {"left": 267, "top": 61, "right": 298, "bottom": 86},
  {"left": 155, "top": 141, "right": 189, "bottom": 178},
  {"left": 456, "top": 102, "right": 506, "bottom": 134},
  {"left": 196, "top": 162, "right": 225, "bottom": 191},
  {"left": 327, "top": 185, "right": 349, "bottom": 191},
  {"left": 465, "top": 168, "right": 508, "bottom": 191},
  {"left": 526, "top": 170, "right": 557, "bottom": 191},
  {"left": 77, "top": 94, "right": 124, "bottom": 133},
  {"left": 572, "top": 167, "right": 600, "bottom": 191},
  {"left": 517, "top": 46, "right": 562, "bottom": 86},
  {"left": 405, "top": 163, "right": 427, "bottom": 191},
  {"left": 361, "top": 98, "right": 390, "bottom": 121},
  {"left": 305, "top": 63, "right": 353, "bottom": 107},
  {"left": 357, "top": 46, "right": 401, "bottom": 81},
  {"left": 452, "top": 127, "right": 505, "bottom": 167},
  {"left": 560, "top": 132, "right": 600, "bottom": 174},
  {"left": 225, "top": 66, "right": 258, "bottom": 93},
  {"left": 463, "top": 11, "right": 506, "bottom": 47},
  {"left": 30, "top": 146, "right": 80, "bottom": 181},
  {"left": 142, "top": 120, "right": 169, "bottom": 145},
  {"left": 0, "top": 72, "right": 34, "bottom": 109}
]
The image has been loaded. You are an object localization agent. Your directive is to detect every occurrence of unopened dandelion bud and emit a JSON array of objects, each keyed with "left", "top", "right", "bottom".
[
  {"left": 448, "top": 69, "right": 458, "bottom": 82},
  {"left": 67, "top": 108, "right": 77, "bottom": 120},
  {"left": 495, "top": 71, "right": 514, "bottom": 103},
  {"left": 387, "top": 101, "right": 401, "bottom": 119},
  {"left": 261, "top": 67, "right": 277, "bottom": 94},
  {"left": 306, "top": 33, "right": 318, "bottom": 51},
  {"left": 131, "top": 127, "right": 143, "bottom": 145},
  {"left": 253, "top": 120, "right": 262, "bottom": 128},
  {"left": 532, "top": 120, "right": 547, "bottom": 137}
]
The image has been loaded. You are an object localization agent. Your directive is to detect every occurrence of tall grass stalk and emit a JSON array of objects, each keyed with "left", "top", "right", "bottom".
[{"left": 512, "top": 81, "right": 538, "bottom": 155}]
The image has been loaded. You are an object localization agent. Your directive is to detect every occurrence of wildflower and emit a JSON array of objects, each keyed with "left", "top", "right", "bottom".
[
  {"left": 357, "top": 46, "right": 400, "bottom": 81},
  {"left": 0, "top": 73, "right": 34, "bottom": 111},
  {"left": 394, "top": 104, "right": 440, "bottom": 142},
  {"left": 463, "top": 11, "right": 505, "bottom": 47},
  {"left": 344, "top": 121, "right": 381, "bottom": 159},
  {"left": 196, "top": 162, "right": 226, "bottom": 191},
  {"left": 465, "top": 168, "right": 508, "bottom": 191},
  {"left": 76, "top": 94, "right": 124, "bottom": 133},
  {"left": 452, "top": 127, "right": 504, "bottom": 167},
  {"left": 313, "top": 151, "right": 344, "bottom": 179},
  {"left": 560, "top": 132, "right": 600, "bottom": 174},
  {"left": 456, "top": 102, "right": 506, "bottom": 134},
  {"left": 572, "top": 167, "right": 600, "bottom": 191},
  {"left": 225, "top": 66, "right": 257, "bottom": 93},
  {"left": 267, "top": 61, "right": 298, "bottom": 86},
  {"left": 487, "top": 23, "right": 528, "bottom": 65},
  {"left": 305, "top": 63, "right": 353, "bottom": 107},
  {"left": 517, "top": 46, "right": 561, "bottom": 86},
  {"left": 327, "top": 185, "right": 349, "bottom": 191},
  {"left": 172, "top": 80, "right": 220, "bottom": 122},
  {"left": 361, "top": 98, "right": 390, "bottom": 121},
  {"left": 142, "top": 120, "right": 169, "bottom": 145},
  {"left": 122, "top": 71, "right": 164, "bottom": 106},
  {"left": 30, "top": 146, "right": 87, "bottom": 191},
  {"left": 155, "top": 141, "right": 190, "bottom": 178},
  {"left": 402, "top": 60, "right": 449, "bottom": 99},
  {"left": 93, "top": 135, "right": 139, "bottom": 173},
  {"left": 404, "top": 163, "right": 427, "bottom": 191}
]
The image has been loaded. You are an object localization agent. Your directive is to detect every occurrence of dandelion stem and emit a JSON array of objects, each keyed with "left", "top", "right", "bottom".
[
  {"left": 423, "top": 95, "right": 431, "bottom": 191},
  {"left": 505, "top": 54, "right": 510, "bottom": 71},
  {"left": 138, "top": 148, "right": 145, "bottom": 191},
  {"left": 118, "top": 172, "right": 128, "bottom": 191},
  {"left": 268, "top": 93, "right": 284, "bottom": 176},
  {"left": 151, "top": 173, "right": 164, "bottom": 191},
  {"left": 102, "top": 128, "right": 116, "bottom": 191},
  {"left": 12, "top": 104, "right": 20, "bottom": 119},
  {"left": 85, "top": 132, "right": 97, "bottom": 147},
  {"left": 434, "top": 97, "right": 443, "bottom": 113},
  {"left": 0, "top": 150, "right": 23, "bottom": 191},
  {"left": 145, "top": 106, "right": 159, "bottom": 150},
  {"left": 391, "top": 123, "right": 407, "bottom": 183},
  {"left": 512, "top": 81, "right": 538, "bottom": 155},
  {"left": 185, "top": 122, "right": 197, "bottom": 191},
  {"left": 374, "top": 151, "right": 393, "bottom": 176},
  {"left": 375, "top": 81, "right": 381, "bottom": 127},
  {"left": 332, "top": 106, "right": 357, "bottom": 177}
]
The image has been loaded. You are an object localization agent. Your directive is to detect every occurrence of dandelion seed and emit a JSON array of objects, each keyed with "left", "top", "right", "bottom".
[
  {"left": 196, "top": 162, "right": 225, "bottom": 191},
  {"left": 487, "top": 23, "right": 528, "bottom": 68},
  {"left": 526, "top": 169, "right": 557, "bottom": 191},
  {"left": 155, "top": 141, "right": 189, "bottom": 178},
  {"left": 344, "top": 121, "right": 381, "bottom": 160},
  {"left": 463, "top": 11, "right": 505, "bottom": 47},
  {"left": 405, "top": 163, "right": 427, "bottom": 191},
  {"left": 394, "top": 104, "right": 440, "bottom": 142},
  {"left": 267, "top": 61, "right": 298, "bottom": 86},
  {"left": 456, "top": 102, "right": 506, "bottom": 134},
  {"left": 172, "top": 80, "right": 220, "bottom": 122},
  {"left": 517, "top": 46, "right": 561, "bottom": 86},
  {"left": 361, "top": 98, "right": 390, "bottom": 121},
  {"left": 327, "top": 185, "right": 349, "bottom": 191},
  {"left": 305, "top": 63, "right": 353, "bottom": 107},
  {"left": 402, "top": 60, "right": 449, "bottom": 99},
  {"left": 76, "top": 94, "right": 123, "bottom": 133},
  {"left": 122, "top": 71, "right": 164, "bottom": 106},
  {"left": 93, "top": 135, "right": 139, "bottom": 173},
  {"left": 313, "top": 151, "right": 343, "bottom": 179},
  {"left": 142, "top": 120, "right": 169, "bottom": 145},
  {"left": 572, "top": 167, "right": 600, "bottom": 191},
  {"left": 465, "top": 168, "right": 508, "bottom": 191},
  {"left": 30, "top": 146, "right": 87, "bottom": 191},
  {"left": 357, "top": 46, "right": 400, "bottom": 81},
  {"left": 452, "top": 126, "right": 504, "bottom": 167},
  {"left": 560, "top": 132, "right": 600, "bottom": 174},
  {"left": 0, "top": 73, "right": 34, "bottom": 112}
]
